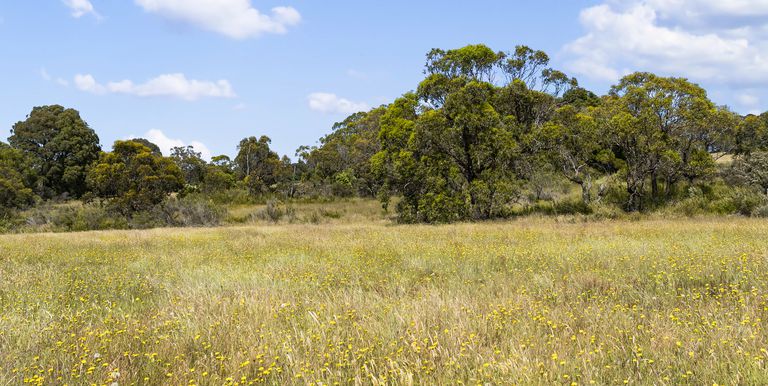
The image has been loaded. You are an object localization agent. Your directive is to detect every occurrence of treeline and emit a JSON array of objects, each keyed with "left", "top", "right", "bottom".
[{"left": 2, "top": 44, "right": 768, "bottom": 228}]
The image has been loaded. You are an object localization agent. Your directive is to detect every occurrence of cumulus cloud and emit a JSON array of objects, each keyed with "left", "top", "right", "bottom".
[
  {"left": 74, "top": 74, "right": 106, "bottom": 94},
  {"left": 135, "top": 129, "right": 212, "bottom": 160},
  {"left": 74, "top": 73, "right": 236, "bottom": 100},
  {"left": 62, "top": 0, "right": 100, "bottom": 18},
  {"left": 134, "top": 0, "right": 301, "bottom": 39},
  {"left": 307, "top": 93, "right": 369, "bottom": 114},
  {"left": 563, "top": 0, "right": 768, "bottom": 87}
]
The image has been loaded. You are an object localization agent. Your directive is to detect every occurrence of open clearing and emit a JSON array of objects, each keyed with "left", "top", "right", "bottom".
[{"left": 2, "top": 219, "right": 768, "bottom": 384}]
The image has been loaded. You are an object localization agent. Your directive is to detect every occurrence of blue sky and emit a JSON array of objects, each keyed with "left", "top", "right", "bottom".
[{"left": 1, "top": 0, "right": 767, "bottom": 159}]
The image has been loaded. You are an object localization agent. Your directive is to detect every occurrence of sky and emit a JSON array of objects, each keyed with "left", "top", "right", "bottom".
[{"left": 1, "top": 0, "right": 768, "bottom": 159}]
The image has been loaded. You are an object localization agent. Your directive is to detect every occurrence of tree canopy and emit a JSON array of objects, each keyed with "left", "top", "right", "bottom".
[
  {"left": 87, "top": 140, "right": 184, "bottom": 214},
  {"left": 9, "top": 105, "right": 101, "bottom": 198},
  {"left": 2, "top": 45, "right": 768, "bottom": 225}
]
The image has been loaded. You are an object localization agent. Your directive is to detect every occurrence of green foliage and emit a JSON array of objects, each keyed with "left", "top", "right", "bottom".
[
  {"left": 595, "top": 73, "right": 737, "bottom": 211},
  {"left": 0, "top": 143, "right": 38, "bottom": 214},
  {"left": 562, "top": 87, "right": 600, "bottom": 109},
  {"left": 171, "top": 146, "right": 206, "bottom": 186},
  {"left": 378, "top": 44, "right": 577, "bottom": 223},
  {"left": 127, "top": 138, "right": 162, "bottom": 156},
  {"left": 235, "top": 136, "right": 286, "bottom": 195},
  {"left": 87, "top": 140, "right": 184, "bottom": 214},
  {"left": 6, "top": 44, "right": 768, "bottom": 227},
  {"left": 540, "top": 105, "right": 601, "bottom": 204},
  {"left": 9, "top": 105, "right": 101, "bottom": 198},
  {"left": 301, "top": 108, "right": 386, "bottom": 197},
  {"left": 668, "top": 182, "right": 767, "bottom": 217},
  {"left": 426, "top": 44, "right": 502, "bottom": 82},
  {"left": 728, "top": 152, "right": 768, "bottom": 194}
]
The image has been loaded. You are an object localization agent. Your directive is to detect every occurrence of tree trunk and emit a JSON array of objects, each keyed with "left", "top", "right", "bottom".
[
  {"left": 581, "top": 174, "right": 592, "bottom": 205},
  {"left": 626, "top": 177, "right": 644, "bottom": 212}
]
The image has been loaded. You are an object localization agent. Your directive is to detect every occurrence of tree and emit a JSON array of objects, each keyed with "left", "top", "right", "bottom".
[
  {"left": 128, "top": 138, "right": 163, "bottom": 157},
  {"left": 540, "top": 105, "right": 602, "bottom": 204},
  {"left": 201, "top": 155, "right": 236, "bottom": 193},
  {"left": 425, "top": 44, "right": 502, "bottom": 83},
  {"left": 376, "top": 44, "right": 579, "bottom": 222},
  {"left": 0, "top": 143, "right": 37, "bottom": 214},
  {"left": 562, "top": 87, "right": 601, "bottom": 109},
  {"left": 302, "top": 107, "right": 386, "bottom": 197},
  {"left": 234, "top": 136, "right": 284, "bottom": 195},
  {"left": 733, "top": 114, "right": 768, "bottom": 155},
  {"left": 171, "top": 146, "right": 206, "bottom": 186},
  {"left": 730, "top": 152, "right": 768, "bottom": 196},
  {"left": 9, "top": 105, "right": 101, "bottom": 198},
  {"left": 378, "top": 82, "right": 520, "bottom": 222},
  {"left": 87, "top": 140, "right": 184, "bottom": 213},
  {"left": 596, "top": 72, "right": 727, "bottom": 210}
]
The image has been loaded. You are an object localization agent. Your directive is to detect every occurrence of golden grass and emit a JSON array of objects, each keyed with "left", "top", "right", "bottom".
[{"left": 1, "top": 218, "right": 768, "bottom": 384}]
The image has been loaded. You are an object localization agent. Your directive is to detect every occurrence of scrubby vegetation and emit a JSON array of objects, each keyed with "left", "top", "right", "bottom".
[{"left": 3, "top": 44, "right": 768, "bottom": 230}]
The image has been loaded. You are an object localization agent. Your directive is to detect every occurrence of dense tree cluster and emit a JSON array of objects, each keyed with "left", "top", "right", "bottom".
[{"left": 3, "top": 44, "right": 768, "bottom": 225}]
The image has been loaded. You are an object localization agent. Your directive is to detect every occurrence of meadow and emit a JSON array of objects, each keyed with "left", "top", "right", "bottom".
[{"left": 2, "top": 217, "right": 768, "bottom": 385}]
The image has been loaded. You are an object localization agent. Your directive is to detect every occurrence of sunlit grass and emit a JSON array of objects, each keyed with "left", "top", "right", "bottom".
[{"left": 1, "top": 218, "right": 767, "bottom": 384}]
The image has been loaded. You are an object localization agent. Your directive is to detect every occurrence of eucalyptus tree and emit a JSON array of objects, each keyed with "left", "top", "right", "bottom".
[
  {"left": 234, "top": 136, "right": 284, "bottom": 195},
  {"left": 376, "top": 44, "right": 574, "bottom": 222},
  {"left": 87, "top": 141, "right": 184, "bottom": 214},
  {"left": 9, "top": 105, "right": 101, "bottom": 198},
  {"left": 596, "top": 72, "right": 732, "bottom": 210}
]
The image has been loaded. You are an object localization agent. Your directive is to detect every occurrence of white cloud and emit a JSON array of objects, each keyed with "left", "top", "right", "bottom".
[
  {"left": 74, "top": 74, "right": 107, "bottom": 94},
  {"left": 641, "top": 0, "right": 768, "bottom": 22},
  {"left": 135, "top": 0, "right": 301, "bottom": 39},
  {"left": 137, "top": 129, "right": 212, "bottom": 160},
  {"left": 308, "top": 93, "right": 369, "bottom": 114},
  {"left": 74, "top": 73, "right": 236, "bottom": 100},
  {"left": 40, "top": 68, "right": 51, "bottom": 81},
  {"left": 62, "top": 0, "right": 100, "bottom": 19},
  {"left": 564, "top": 1, "right": 768, "bottom": 87},
  {"left": 232, "top": 102, "right": 247, "bottom": 111}
]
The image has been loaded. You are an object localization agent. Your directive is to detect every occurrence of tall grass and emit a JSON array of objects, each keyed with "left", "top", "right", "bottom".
[{"left": 1, "top": 219, "right": 767, "bottom": 384}]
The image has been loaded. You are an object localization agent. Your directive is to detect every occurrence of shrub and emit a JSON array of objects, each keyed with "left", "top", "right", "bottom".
[
  {"left": 22, "top": 203, "right": 129, "bottom": 232},
  {"left": 252, "top": 199, "right": 295, "bottom": 223},
  {"left": 151, "top": 197, "right": 225, "bottom": 227},
  {"left": 752, "top": 204, "right": 768, "bottom": 218},
  {"left": 667, "top": 182, "right": 767, "bottom": 217}
]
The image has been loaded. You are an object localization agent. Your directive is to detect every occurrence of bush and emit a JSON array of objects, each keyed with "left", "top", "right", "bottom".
[
  {"left": 12, "top": 196, "right": 226, "bottom": 233},
  {"left": 22, "top": 203, "right": 129, "bottom": 232},
  {"left": 667, "top": 182, "right": 767, "bottom": 217},
  {"left": 151, "top": 197, "right": 225, "bottom": 227},
  {"left": 523, "top": 198, "right": 593, "bottom": 216},
  {"left": 752, "top": 204, "right": 768, "bottom": 218},
  {"left": 252, "top": 199, "right": 295, "bottom": 223}
]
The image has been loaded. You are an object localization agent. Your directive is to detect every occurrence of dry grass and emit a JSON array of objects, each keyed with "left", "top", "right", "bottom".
[
  {"left": 1, "top": 218, "right": 768, "bottom": 384},
  {"left": 226, "top": 198, "right": 389, "bottom": 225}
]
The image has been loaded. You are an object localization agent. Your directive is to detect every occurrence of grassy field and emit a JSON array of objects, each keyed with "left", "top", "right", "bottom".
[{"left": 1, "top": 219, "right": 768, "bottom": 385}]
